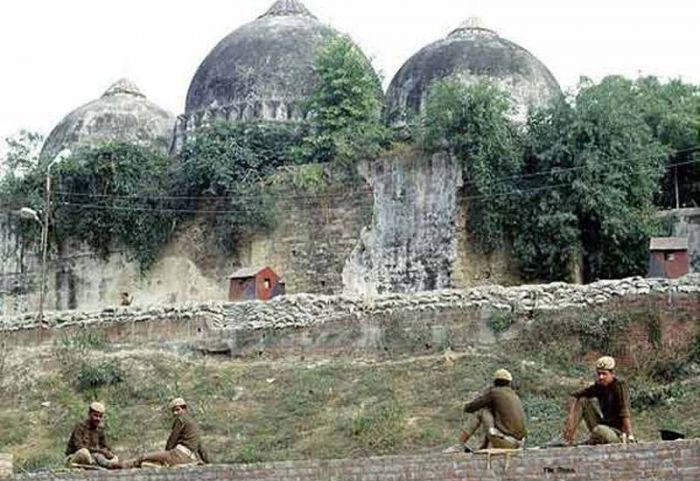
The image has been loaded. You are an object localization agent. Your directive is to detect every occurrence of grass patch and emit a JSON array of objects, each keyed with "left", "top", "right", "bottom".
[
  {"left": 2, "top": 334, "right": 700, "bottom": 470},
  {"left": 487, "top": 310, "right": 516, "bottom": 333},
  {"left": 347, "top": 399, "right": 406, "bottom": 454}
]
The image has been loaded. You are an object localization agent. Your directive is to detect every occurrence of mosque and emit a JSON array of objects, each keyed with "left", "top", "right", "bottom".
[{"left": 39, "top": 0, "right": 560, "bottom": 160}]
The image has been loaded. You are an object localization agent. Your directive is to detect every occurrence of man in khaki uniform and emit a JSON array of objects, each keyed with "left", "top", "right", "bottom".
[
  {"left": 563, "top": 356, "right": 634, "bottom": 445},
  {"left": 118, "top": 398, "right": 208, "bottom": 468},
  {"left": 65, "top": 402, "right": 119, "bottom": 469},
  {"left": 460, "top": 369, "right": 527, "bottom": 452}
]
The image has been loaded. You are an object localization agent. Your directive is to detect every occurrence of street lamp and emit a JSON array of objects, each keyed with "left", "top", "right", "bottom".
[{"left": 19, "top": 148, "right": 71, "bottom": 323}]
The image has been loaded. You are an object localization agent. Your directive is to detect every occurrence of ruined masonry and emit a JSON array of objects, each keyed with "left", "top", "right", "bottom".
[{"left": 3, "top": 274, "right": 698, "bottom": 334}]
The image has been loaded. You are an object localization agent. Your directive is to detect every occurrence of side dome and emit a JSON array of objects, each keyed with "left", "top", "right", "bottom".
[
  {"left": 174, "top": 0, "right": 382, "bottom": 149},
  {"left": 40, "top": 79, "right": 175, "bottom": 160},
  {"left": 386, "top": 17, "right": 561, "bottom": 125}
]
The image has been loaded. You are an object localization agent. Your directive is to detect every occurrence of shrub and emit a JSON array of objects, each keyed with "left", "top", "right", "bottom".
[
  {"left": 629, "top": 380, "right": 687, "bottom": 409},
  {"left": 77, "top": 360, "right": 125, "bottom": 391},
  {"left": 487, "top": 310, "right": 516, "bottom": 333}
]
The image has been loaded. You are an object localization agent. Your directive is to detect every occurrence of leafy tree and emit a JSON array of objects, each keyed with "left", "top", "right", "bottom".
[
  {"left": 635, "top": 77, "right": 700, "bottom": 208},
  {"left": 0, "top": 131, "right": 45, "bottom": 242},
  {"left": 0, "top": 131, "right": 44, "bottom": 207},
  {"left": 53, "top": 143, "right": 175, "bottom": 269},
  {"left": 514, "top": 77, "right": 668, "bottom": 281},
  {"left": 175, "top": 121, "right": 303, "bottom": 252},
  {"left": 299, "top": 36, "right": 388, "bottom": 165},
  {"left": 421, "top": 78, "right": 523, "bottom": 252}
]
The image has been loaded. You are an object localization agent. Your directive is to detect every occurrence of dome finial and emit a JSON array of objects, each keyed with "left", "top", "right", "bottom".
[
  {"left": 102, "top": 78, "right": 145, "bottom": 98},
  {"left": 449, "top": 16, "right": 497, "bottom": 37},
  {"left": 260, "top": 0, "right": 317, "bottom": 19}
]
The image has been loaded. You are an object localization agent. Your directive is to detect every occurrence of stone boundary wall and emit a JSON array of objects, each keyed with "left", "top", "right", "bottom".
[
  {"left": 12, "top": 440, "right": 700, "bottom": 481},
  {"left": 2, "top": 275, "right": 699, "bottom": 354},
  {"left": 3, "top": 275, "right": 698, "bottom": 332}
]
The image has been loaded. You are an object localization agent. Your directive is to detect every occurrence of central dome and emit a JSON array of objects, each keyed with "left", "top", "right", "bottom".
[
  {"left": 186, "top": 0, "right": 350, "bottom": 121},
  {"left": 174, "top": 0, "right": 381, "bottom": 150}
]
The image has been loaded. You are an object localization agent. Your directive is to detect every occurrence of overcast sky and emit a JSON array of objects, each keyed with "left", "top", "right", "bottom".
[{"left": 1, "top": 0, "right": 698, "bottom": 160}]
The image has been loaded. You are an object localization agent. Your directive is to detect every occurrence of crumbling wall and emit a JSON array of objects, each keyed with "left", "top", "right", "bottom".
[
  {"left": 11, "top": 440, "right": 700, "bottom": 481},
  {"left": 0, "top": 213, "right": 35, "bottom": 315},
  {"left": 3, "top": 276, "right": 698, "bottom": 362},
  {"left": 343, "top": 151, "right": 463, "bottom": 297},
  {"left": 668, "top": 207, "right": 700, "bottom": 272}
]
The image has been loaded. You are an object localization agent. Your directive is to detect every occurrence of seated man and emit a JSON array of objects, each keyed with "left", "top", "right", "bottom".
[
  {"left": 65, "top": 402, "right": 119, "bottom": 469},
  {"left": 460, "top": 369, "right": 527, "bottom": 452},
  {"left": 563, "top": 356, "right": 634, "bottom": 445},
  {"left": 120, "top": 397, "right": 208, "bottom": 468}
]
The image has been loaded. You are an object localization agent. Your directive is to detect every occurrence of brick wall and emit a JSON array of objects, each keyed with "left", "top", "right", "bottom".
[{"left": 12, "top": 440, "right": 699, "bottom": 481}]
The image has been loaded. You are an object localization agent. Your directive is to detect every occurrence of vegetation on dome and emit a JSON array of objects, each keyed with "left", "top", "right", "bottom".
[
  {"left": 420, "top": 79, "right": 523, "bottom": 254},
  {"left": 297, "top": 35, "right": 390, "bottom": 166}
]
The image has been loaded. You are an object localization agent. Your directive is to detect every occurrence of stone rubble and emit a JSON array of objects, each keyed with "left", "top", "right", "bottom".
[{"left": 1, "top": 275, "right": 698, "bottom": 334}]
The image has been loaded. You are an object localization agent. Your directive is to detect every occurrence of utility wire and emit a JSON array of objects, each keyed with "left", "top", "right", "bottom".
[
  {"left": 2, "top": 150, "right": 698, "bottom": 216},
  {"left": 48, "top": 149, "right": 700, "bottom": 202}
]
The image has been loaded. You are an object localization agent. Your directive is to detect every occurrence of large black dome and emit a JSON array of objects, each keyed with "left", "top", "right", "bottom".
[
  {"left": 185, "top": 0, "right": 381, "bottom": 121},
  {"left": 173, "top": 0, "right": 381, "bottom": 151},
  {"left": 386, "top": 17, "right": 561, "bottom": 125}
]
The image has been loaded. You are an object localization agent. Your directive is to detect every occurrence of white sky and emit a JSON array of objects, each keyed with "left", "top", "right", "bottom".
[{"left": 0, "top": 0, "right": 699, "bottom": 160}]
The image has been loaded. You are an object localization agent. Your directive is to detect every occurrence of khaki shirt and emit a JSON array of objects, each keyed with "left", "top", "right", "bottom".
[
  {"left": 571, "top": 378, "right": 630, "bottom": 430},
  {"left": 65, "top": 420, "right": 112, "bottom": 456},
  {"left": 464, "top": 386, "right": 527, "bottom": 440},
  {"left": 165, "top": 414, "right": 201, "bottom": 453}
]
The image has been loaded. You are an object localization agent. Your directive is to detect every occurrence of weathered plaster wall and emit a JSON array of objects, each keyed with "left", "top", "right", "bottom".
[
  {"left": 0, "top": 182, "right": 372, "bottom": 316},
  {"left": 11, "top": 440, "right": 700, "bottom": 481},
  {"left": 667, "top": 207, "right": 700, "bottom": 272},
  {"left": 343, "top": 151, "right": 463, "bottom": 297},
  {"left": 243, "top": 185, "right": 373, "bottom": 295},
  {"left": 0, "top": 214, "right": 39, "bottom": 315},
  {"left": 452, "top": 200, "right": 521, "bottom": 287},
  {"left": 0, "top": 214, "right": 227, "bottom": 317}
]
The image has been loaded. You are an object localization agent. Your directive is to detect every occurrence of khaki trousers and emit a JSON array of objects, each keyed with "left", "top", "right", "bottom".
[
  {"left": 572, "top": 397, "right": 623, "bottom": 444},
  {"left": 65, "top": 448, "right": 119, "bottom": 468},
  {"left": 463, "top": 408, "right": 523, "bottom": 449},
  {"left": 130, "top": 445, "right": 199, "bottom": 468}
]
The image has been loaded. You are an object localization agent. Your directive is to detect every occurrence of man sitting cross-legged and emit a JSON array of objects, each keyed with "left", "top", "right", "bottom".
[
  {"left": 116, "top": 397, "right": 208, "bottom": 469},
  {"left": 65, "top": 402, "right": 119, "bottom": 469}
]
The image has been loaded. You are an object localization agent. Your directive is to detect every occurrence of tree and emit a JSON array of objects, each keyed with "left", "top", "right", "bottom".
[
  {"left": 514, "top": 77, "right": 668, "bottom": 281},
  {"left": 0, "top": 131, "right": 45, "bottom": 243},
  {"left": 299, "top": 36, "right": 388, "bottom": 165},
  {"left": 175, "top": 121, "right": 303, "bottom": 252},
  {"left": 53, "top": 143, "right": 175, "bottom": 269},
  {"left": 0, "top": 130, "right": 44, "bottom": 209},
  {"left": 421, "top": 78, "right": 523, "bottom": 252},
  {"left": 635, "top": 77, "right": 700, "bottom": 208}
]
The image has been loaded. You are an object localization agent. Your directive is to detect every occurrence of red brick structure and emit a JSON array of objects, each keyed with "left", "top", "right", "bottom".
[
  {"left": 11, "top": 440, "right": 700, "bottom": 481},
  {"left": 228, "top": 266, "right": 283, "bottom": 301},
  {"left": 648, "top": 237, "right": 690, "bottom": 279}
]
